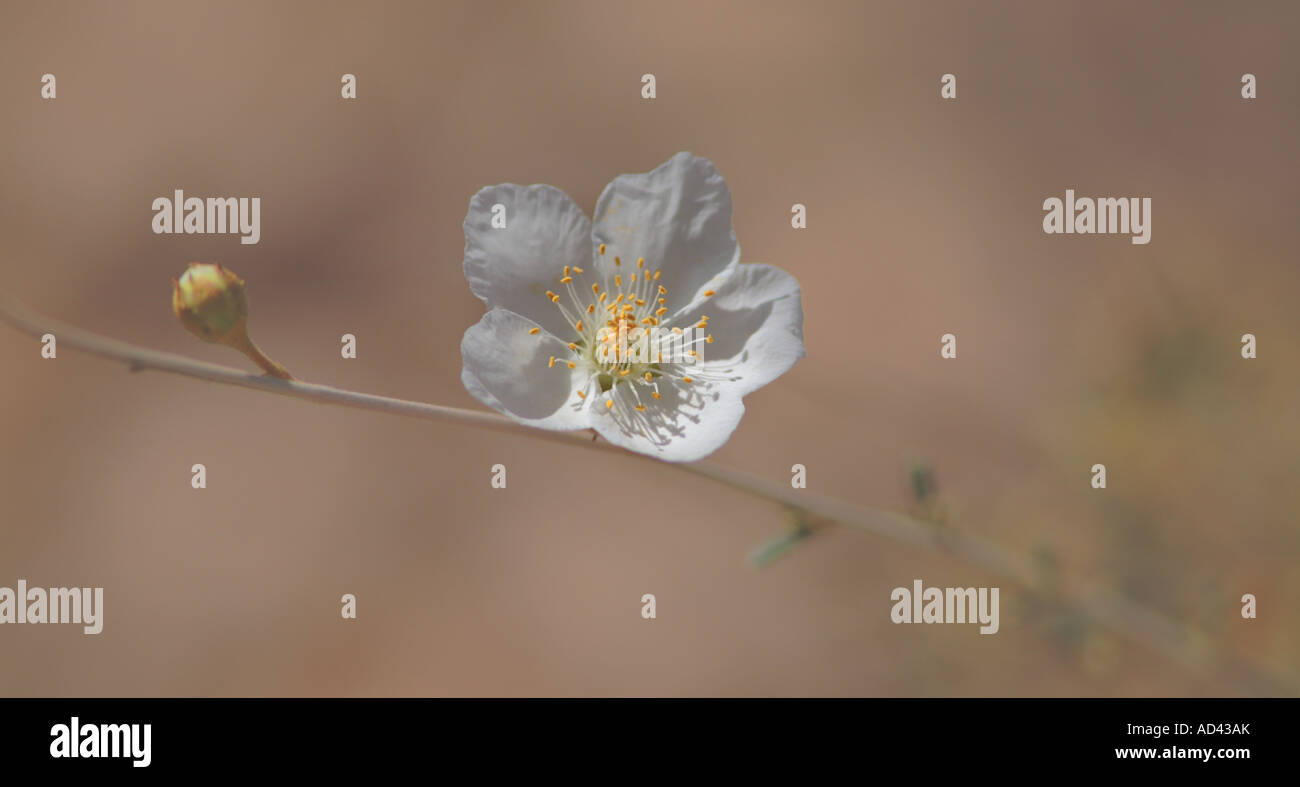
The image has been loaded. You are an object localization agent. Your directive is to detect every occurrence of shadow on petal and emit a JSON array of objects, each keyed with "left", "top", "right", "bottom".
[
  {"left": 590, "top": 374, "right": 743, "bottom": 461},
  {"left": 461, "top": 309, "right": 587, "bottom": 427}
]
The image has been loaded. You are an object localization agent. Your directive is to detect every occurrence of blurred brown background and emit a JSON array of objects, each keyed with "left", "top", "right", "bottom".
[{"left": 0, "top": 0, "right": 1296, "bottom": 696}]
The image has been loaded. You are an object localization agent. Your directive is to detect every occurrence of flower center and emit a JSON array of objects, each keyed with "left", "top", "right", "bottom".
[{"left": 537, "top": 244, "right": 714, "bottom": 414}]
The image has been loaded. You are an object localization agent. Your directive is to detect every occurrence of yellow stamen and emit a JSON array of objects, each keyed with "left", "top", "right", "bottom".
[
  {"left": 704, "top": 289, "right": 715, "bottom": 297},
  {"left": 567, "top": 361, "right": 576, "bottom": 369},
  {"left": 574, "top": 319, "right": 583, "bottom": 331},
  {"left": 606, "top": 399, "right": 614, "bottom": 409},
  {"left": 573, "top": 266, "right": 584, "bottom": 274},
  {"left": 615, "top": 274, "right": 622, "bottom": 287},
  {"left": 706, "top": 334, "right": 713, "bottom": 343},
  {"left": 651, "top": 392, "right": 662, "bottom": 400},
  {"left": 619, "top": 369, "right": 630, "bottom": 376},
  {"left": 653, "top": 270, "right": 661, "bottom": 280},
  {"left": 637, "top": 257, "right": 645, "bottom": 268},
  {"left": 614, "top": 256, "right": 621, "bottom": 266},
  {"left": 577, "top": 390, "right": 586, "bottom": 399},
  {"left": 561, "top": 276, "right": 573, "bottom": 284},
  {"left": 599, "top": 244, "right": 606, "bottom": 255},
  {"left": 548, "top": 356, "right": 556, "bottom": 368},
  {"left": 528, "top": 327, "right": 540, "bottom": 335},
  {"left": 644, "top": 372, "right": 653, "bottom": 382},
  {"left": 682, "top": 376, "right": 693, "bottom": 383},
  {"left": 635, "top": 405, "right": 646, "bottom": 412},
  {"left": 568, "top": 342, "right": 577, "bottom": 350}
]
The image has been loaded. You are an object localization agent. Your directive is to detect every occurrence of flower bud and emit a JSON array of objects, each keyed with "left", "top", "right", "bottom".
[
  {"left": 171, "top": 262, "right": 293, "bottom": 380},
  {"left": 172, "top": 262, "right": 249, "bottom": 345}
]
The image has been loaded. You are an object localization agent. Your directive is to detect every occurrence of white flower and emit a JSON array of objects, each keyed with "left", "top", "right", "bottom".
[{"left": 459, "top": 152, "right": 804, "bottom": 462}]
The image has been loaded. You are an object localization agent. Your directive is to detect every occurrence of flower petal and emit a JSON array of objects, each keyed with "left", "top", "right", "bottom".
[
  {"left": 591, "top": 152, "right": 739, "bottom": 307},
  {"left": 675, "top": 263, "right": 805, "bottom": 397},
  {"left": 460, "top": 308, "right": 592, "bottom": 431},
  {"left": 463, "top": 184, "right": 592, "bottom": 339},
  {"left": 590, "top": 377, "right": 747, "bottom": 463}
]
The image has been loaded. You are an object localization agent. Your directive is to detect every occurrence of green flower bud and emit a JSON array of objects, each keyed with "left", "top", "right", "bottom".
[
  {"left": 172, "top": 262, "right": 248, "bottom": 344},
  {"left": 171, "top": 262, "right": 293, "bottom": 379}
]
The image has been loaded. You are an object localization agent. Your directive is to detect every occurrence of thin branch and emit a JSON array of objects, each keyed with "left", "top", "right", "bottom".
[
  {"left": 0, "top": 292, "right": 628, "bottom": 452},
  {"left": 1, "top": 292, "right": 1293, "bottom": 694}
]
